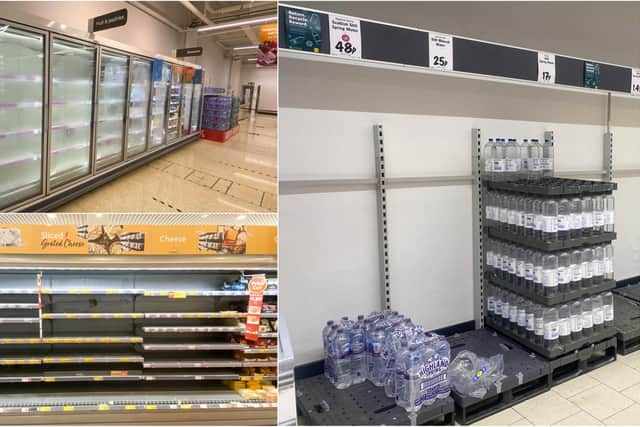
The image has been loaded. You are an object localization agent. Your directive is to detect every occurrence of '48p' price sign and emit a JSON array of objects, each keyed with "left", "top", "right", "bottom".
[{"left": 329, "top": 14, "right": 362, "bottom": 58}]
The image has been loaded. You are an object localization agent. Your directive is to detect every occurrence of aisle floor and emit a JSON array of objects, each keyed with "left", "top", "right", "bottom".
[
  {"left": 57, "top": 113, "right": 277, "bottom": 212},
  {"left": 475, "top": 352, "right": 640, "bottom": 425}
]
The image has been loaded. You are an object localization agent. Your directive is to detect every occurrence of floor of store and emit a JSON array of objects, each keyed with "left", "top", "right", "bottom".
[
  {"left": 475, "top": 353, "right": 640, "bottom": 426},
  {"left": 56, "top": 113, "right": 277, "bottom": 212}
]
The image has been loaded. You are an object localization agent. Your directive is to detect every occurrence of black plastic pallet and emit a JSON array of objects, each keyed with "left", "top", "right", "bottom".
[
  {"left": 613, "top": 294, "right": 640, "bottom": 355},
  {"left": 296, "top": 374, "right": 455, "bottom": 425},
  {"left": 487, "top": 227, "right": 616, "bottom": 252},
  {"left": 614, "top": 283, "right": 640, "bottom": 304},
  {"left": 487, "top": 273, "right": 616, "bottom": 305},
  {"left": 448, "top": 329, "right": 549, "bottom": 425},
  {"left": 547, "top": 336, "right": 617, "bottom": 385},
  {"left": 486, "top": 318, "right": 617, "bottom": 359},
  {"left": 485, "top": 178, "right": 617, "bottom": 196}
]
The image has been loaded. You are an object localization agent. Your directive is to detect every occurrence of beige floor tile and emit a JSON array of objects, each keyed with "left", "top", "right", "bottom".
[
  {"left": 622, "top": 383, "right": 640, "bottom": 403},
  {"left": 619, "top": 352, "right": 640, "bottom": 371},
  {"left": 262, "top": 192, "right": 277, "bottom": 210},
  {"left": 513, "top": 390, "right": 581, "bottom": 425},
  {"left": 511, "top": 417, "right": 533, "bottom": 425},
  {"left": 554, "top": 374, "right": 600, "bottom": 398},
  {"left": 474, "top": 408, "right": 522, "bottom": 425},
  {"left": 186, "top": 170, "right": 219, "bottom": 188},
  {"left": 588, "top": 361, "right": 640, "bottom": 391},
  {"left": 212, "top": 178, "right": 233, "bottom": 193},
  {"left": 553, "top": 411, "right": 603, "bottom": 425},
  {"left": 227, "top": 183, "right": 264, "bottom": 206},
  {"left": 602, "top": 403, "right": 640, "bottom": 425},
  {"left": 569, "top": 384, "right": 634, "bottom": 420},
  {"left": 163, "top": 163, "right": 192, "bottom": 179}
]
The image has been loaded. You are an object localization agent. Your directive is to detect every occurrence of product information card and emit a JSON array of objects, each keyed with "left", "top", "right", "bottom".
[
  {"left": 631, "top": 68, "right": 640, "bottom": 96},
  {"left": 428, "top": 32, "right": 453, "bottom": 71},
  {"left": 537, "top": 52, "right": 556, "bottom": 84},
  {"left": 328, "top": 14, "right": 362, "bottom": 58}
]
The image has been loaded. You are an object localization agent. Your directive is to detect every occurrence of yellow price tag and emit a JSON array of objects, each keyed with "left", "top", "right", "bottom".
[
  {"left": 83, "top": 358, "right": 94, "bottom": 363},
  {"left": 98, "top": 404, "right": 110, "bottom": 411},
  {"left": 124, "top": 405, "right": 136, "bottom": 411},
  {"left": 38, "top": 407, "right": 51, "bottom": 412},
  {"left": 44, "top": 377, "right": 56, "bottom": 382},
  {"left": 145, "top": 405, "right": 157, "bottom": 410},
  {"left": 93, "top": 376, "right": 104, "bottom": 381},
  {"left": 180, "top": 404, "right": 192, "bottom": 409},
  {"left": 63, "top": 406, "right": 74, "bottom": 412}
]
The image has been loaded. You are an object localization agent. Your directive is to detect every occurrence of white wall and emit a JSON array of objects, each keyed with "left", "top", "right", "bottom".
[
  {"left": 280, "top": 2, "right": 640, "bottom": 366},
  {"left": 239, "top": 64, "right": 277, "bottom": 113}
]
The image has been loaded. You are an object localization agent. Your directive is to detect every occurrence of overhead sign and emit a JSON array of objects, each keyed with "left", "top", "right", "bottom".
[
  {"left": 176, "top": 47, "right": 203, "bottom": 58},
  {"left": 257, "top": 23, "right": 277, "bottom": 67},
  {"left": 328, "top": 14, "right": 361, "bottom": 58},
  {"left": 429, "top": 32, "right": 453, "bottom": 71},
  {"left": 537, "top": 52, "right": 556, "bottom": 84},
  {"left": 89, "top": 8, "right": 128, "bottom": 33}
]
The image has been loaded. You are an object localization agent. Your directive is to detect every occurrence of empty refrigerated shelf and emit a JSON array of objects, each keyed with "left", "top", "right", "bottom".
[
  {"left": 42, "top": 354, "right": 144, "bottom": 364},
  {"left": 0, "top": 303, "right": 38, "bottom": 309},
  {"left": 0, "top": 317, "right": 39, "bottom": 323},
  {"left": 142, "top": 343, "right": 245, "bottom": 351},
  {"left": 142, "top": 326, "right": 244, "bottom": 333},
  {"left": 41, "top": 313, "right": 145, "bottom": 319}
]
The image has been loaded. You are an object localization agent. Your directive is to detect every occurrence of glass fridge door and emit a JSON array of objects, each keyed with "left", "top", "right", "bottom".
[
  {"left": 180, "top": 82, "right": 193, "bottom": 136},
  {"left": 190, "top": 84, "right": 202, "bottom": 133},
  {"left": 126, "top": 58, "right": 152, "bottom": 157},
  {"left": 0, "top": 24, "right": 45, "bottom": 208},
  {"left": 149, "top": 62, "right": 171, "bottom": 148},
  {"left": 96, "top": 50, "right": 128, "bottom": 170},
  {"left": 50, "top": 38, "right": 95, "bottom": 190},
  {"left": 166, "top": 66, "right": 182, "bottom": 142}
]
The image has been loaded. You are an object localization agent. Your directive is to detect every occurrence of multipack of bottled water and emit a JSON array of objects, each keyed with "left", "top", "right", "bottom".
[
  {"left": 486, "top": 239, "right": 614, "bottom": 298},
  {"left": 486, "top": 284, "right": 614, "bottom": 350},
  {"left": 322, "top": 310, "right": 450, "bottom": 411},
  {"left": 483, "top": 136, "right": 554, "bottom": 181},
  {"left": 485, "top": 191, "right": 615, "bottom": 241}
]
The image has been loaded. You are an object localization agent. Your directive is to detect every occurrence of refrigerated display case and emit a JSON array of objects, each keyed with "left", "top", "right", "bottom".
[
  {"left": 191, "top": 82, "right": 203, "bottom": 133},
  {"left": 0, "top": 23, "right": 45, "bottom": 209},
  {"left": 181, "top": 68, "right": 194, "bottom": 137},
  {"left": 0, "top": 10, "right": 205, "bottom": 211},
  {"left": 96, "top": 50, "right": 129, "bottom": 170},
  {"left": 167, "top": 65, "right": 183, "bottom": 142},
  {"left": 149, "top": 61, "right": 171, "bottom": 148},
  {"left": 127, "top": 58, "right": 152, "bottom": 157}
]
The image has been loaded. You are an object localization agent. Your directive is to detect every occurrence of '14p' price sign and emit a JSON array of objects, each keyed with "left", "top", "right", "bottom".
[
  {"left": 329, "top": 14, "right": 362, "bottom": 58},
  {"left": 631, "top": 68, "right": 640, "bottom": 96}
]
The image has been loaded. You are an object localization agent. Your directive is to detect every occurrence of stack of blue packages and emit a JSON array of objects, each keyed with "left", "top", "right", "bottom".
[{"left": 202, "top": 95, "right": 233, "bottom": 131}]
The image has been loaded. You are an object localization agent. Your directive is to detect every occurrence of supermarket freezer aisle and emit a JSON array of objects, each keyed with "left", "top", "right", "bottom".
[{"left": 56, "top": 113, "right": 277, "bottom": 212}]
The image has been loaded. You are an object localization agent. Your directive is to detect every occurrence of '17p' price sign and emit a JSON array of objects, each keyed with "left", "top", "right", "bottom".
[
  {"left": 538, "top": 52, "right": 556, "bottom": 84},
  {"left": 329, "top": 14, "right": 361, "bottom": 58},
  {"left": 631, "top": 68, "right": 640, "bottom": 96}
]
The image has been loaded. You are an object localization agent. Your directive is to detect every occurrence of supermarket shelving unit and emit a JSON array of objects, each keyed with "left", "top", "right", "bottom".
[{"left": 0, "top": 10, "right": 205, "bottom": 212}]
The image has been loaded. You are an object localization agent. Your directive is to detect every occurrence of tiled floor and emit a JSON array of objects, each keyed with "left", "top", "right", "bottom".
[
  {"left": 475, "top": 352, "right": 640, "bottom": 425},
  {"left": 57, "top": 113, "right": 277, "bottom": 212}
]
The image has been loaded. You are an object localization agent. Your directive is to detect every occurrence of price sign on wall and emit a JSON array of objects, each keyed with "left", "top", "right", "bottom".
[
  {"left": 428, "top": 32, "right": 453, "bottom": 71},
  {"left": 329, "top": 14, "right": 362, "bottom": 58},
  {"left": 538, "top": 52, "right": 556, "bottom": 84},
  {"left": 631, "top": 68, "right": 640, "bottom": 96}
]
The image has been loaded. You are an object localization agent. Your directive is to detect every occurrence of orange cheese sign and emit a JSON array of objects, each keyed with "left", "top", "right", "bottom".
[{"left": 244, "top": 276, "right": 267, "bottom": 341}]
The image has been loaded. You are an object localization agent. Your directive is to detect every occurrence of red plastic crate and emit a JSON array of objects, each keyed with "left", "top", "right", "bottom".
[{"left": 201, "top": 126, "right": 239, "bottom": 143}]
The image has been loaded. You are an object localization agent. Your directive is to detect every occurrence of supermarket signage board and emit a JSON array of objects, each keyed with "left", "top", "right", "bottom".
[
  {"left": 176, "top": 47, "right": 203, "bottom": 57},
  {"left": 328, "top": 14, "right": 361, "bottom": 58},
  {"left": 631, "top": 68, "right": 640, "bottom": 95},
  {"left": 279, "top": 4, "right": 633, "bottom": 94},
  {"left": 537, "top": 52, "right": 555, "bottom": 84},
  {"left": 0, "top": 225, "right": 277, "bottom": 256},
  {"left": 245, "top": 275, "right": 267, "bottom": 341},
  {"left": 89, "top": 8, "right": 128, "bottom": 33},
  {"left": 428, "top": 32, "right": 453, "bottom": 71}
]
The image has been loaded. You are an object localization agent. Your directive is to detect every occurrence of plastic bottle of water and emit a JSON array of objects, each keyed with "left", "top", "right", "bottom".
[
  {"left": 507, "top": 195, "right": 518, "bottom": 234},
  {"left": 524, "top": 249, "right": 535, "bottom": 291},
  {"left": 493, "top": 289, "right": 503, "bottom": 325},
  {"left": 494, "top": 138, "right": 506, "bottom": 181},
  {"left": 325, "top": 324, "right": 339, "bottom": 382},
  {"left": 582, "top": 298, "right": 594, "bottom": 337},
  {"left": 533, "top": 251, "right": 543, "bottom": 295},
  {"left": 501, "top": 292, "right": 512, "bottom": 327},
  {"left": 368, "top": 326, "right": 387, "bottom": 386},
  {"left": 593, "top": 195, "right": 605, "bottom": 235},
  {"left": 517, "top": 299, "right": 528, "bottom": 337},
  {"left": 582, "top": 197, "right": 594, "bottom": 237},
  {"left": 525, "top": 197, "right": 535, "bottom": 237},
  {"left": 592, "top": 246, "right": 605, "bottom": 285},
  {"left": 396, "top": 343, "right": 421, "bottom": 413},
  {"left": 505, "top": 138, "right": 521, "bottom": 181},
  {"left": 516, "top": 196, "right": 527, "bottom": 236},
  {"left": 483, "top": 138, "right": 496, "bottom": 180},
  {"left": 582, "top": 248, "right": 594, "bottom": 289},
  {"left": 520, "top": 138, "right": 530, "bottom": 180},
  {"left": 603, "top": 292, "right": 614, "bottom": 328},
  {"left": 434, "top": 336, "right": 450, "bottom": 400},
  {"left": 604, "top": 195, "right": 615, "bottom": 233},
  {"left": 558, "top": 304, "right": 571, "bottom": 345},
  {"left": 542, "top": 136, "right": 554, "bottom": 177},
  {"left": 557, "top": 252, "right": 571, "bottom": 294},
  {"left": 571, "top": 250, "right": 583, "bottom": 291},
  {"left": 393, "top": 339, "right": 410, "bottom": 402},
  {"left": 570, "top": 197, "right": 583, "bottom": 239},
  {"left": 570, "top": 300, "right": 583, "bottom": 341},
  {"left": 604, "top": 244, "right": 614, "bottom": 280},
  {"left": 557, "top": 198, "right": 571, "bottom": 240},
  {"left": 529, "top": 138, "right": 543, "bottom": 181},
  {"left": 350, "top": 322, "right": 367, "bottom": 384},
  {"left": 543, "top": 307, "right": 560, "bottom": 350},
  {"left": 533, "top": 198, "right": 544, "bottom": 240},
  {"left": 592, "top": 295, "right": 604, "bottom": 333},
  {"left": 541, "top": 199, "right": 558, "bottom": 242},
  {"left": 525, "top": 302, "right": 536, "bottom": 340},
  {"left": 542, "top": 254, "right": 558, "bottom": 297},
  {"left": 333, "top": 327, "right": 353, "bottom": 389},
  {"left": 534, "top": 304, "right": 545, "bottom": 346}
]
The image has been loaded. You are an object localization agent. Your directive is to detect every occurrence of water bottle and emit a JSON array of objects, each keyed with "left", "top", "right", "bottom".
[
  {"left": 485, "top": 192, "right": 495, "bottom": 225},
  {"left": 582, "top": 197, "right": 594, "bottom": 237},
  {"left": 593, "top": 195, "right": 605, "bottom": 235},
  {"left": 515, "top": 247, "right": 526, "bottom": 288},
  {"left": 603, "top": 292, "right": 614, "bottom": 328},
  {"left": 542, "top": 254, "right": 558, "bottom": 297},
  {"left": 486, "top": 285, "right": 496, "bottom": 323},
  {"left": 486, "top": 240, "right": 495, "bottom": 275},
  {"left": 592, "top": 246, "right": 605, "bottom": 285},
  {"left": 570, "top": 300, "right": 583, "bottom": 341},
  {"left": 520, "top": 138, "right": 530, "bottom": 180},
  {"left": 542, "top": 136, "right": 554, "bottom": 177},
  {"left": 604, "top": 244, "right": 614, "bottom": 280},
  {"left": 493, "top": 290, "right": 503, "bottom": 325},
  {"left": 501, "top": 292, "right": 512, "bottom": 328},
  {"left": 483, "top": 138, "right": 496, "bottom": 180},
  {"left": 517, "top": 299, "right": 528, "bottom": 337},
  {"left": 570, "top": 250, "right": 583, "bottom": 291},
  {"left": 341, "top": 316, "right": 355, "bottom": 328},
  {"left": 507, "top": 245, "right": 517, "bottom": 284},
  {"left": 543, "top": 307, "right": 560, "bottom": 350},
  {"left": 556, "top": 252, "right": 571, "bottom": 294},
  {"left": 558, "top": 304, "right": 571, "bottom": 345},
  {"left": 533, "top": 198, "right": 544, "bottom": 240},
  {"left": 533, "top": 251, "right": 543, "bottom": 295},
  {"left": 604, "top": 195, "right": 615, "bottom": 233},
  {"left": 350, "top": 323, "right": 367, "bottom": 384},
  {"left": 434, "top": 335, "right": 451, "bottom": 400},
  {"left": 581, "top": 248, "right": 594, "bottom": 289},
  {"left": 333, "top": 327, "right": 353, "bottom": 389},
  {"left": 582, "top": 298, "right": 594, "bottom": 337},
  {"left": 517, "top": 196, "right": 527, "bottom": 236},
  {"left": 592, "top": 295, "right": 604, "bottom": 333},
  {"left": 494, "top": 138, "right": 506, "bottom": 181},
  {"left": 368, "top": 326, "right": 387, "bottom": 386},
  {"left": 508, "top": 195, "right": 518, "bottom": 234},
  {"left": 529, "top": 138, "right": 543, "bottom": 180},
  {"left": 557, "top": 198, "right": 571, "bottom": 240},
  {"left": 570, "top": 197, "right": 583, "bottom": 239},
  {"left": 541, "top": 199, "right": 558, "bottom": 242},
  {"left": 525, "top": 197, "right": 535, "bottom": 237},
  {"left": 393, "top": 339, "right": 410, "bottom": 402},
  {"left": 325, "top": 324, "right": 339, "bottom": 382},
  {"left": 534, "top": 304, "right": 545, "bottom": 346},
  {"left": 525, "top": 302, "right": 536, "bottom": 340},
  {"left": 509, "top": 296, "right": 520, "bottom": 331},
  {"left": 524, "top": 249, "right": 535, "bottom": 291}
]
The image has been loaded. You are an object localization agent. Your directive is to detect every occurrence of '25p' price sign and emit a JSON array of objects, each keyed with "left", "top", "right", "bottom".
[
  {"left": 428, "top": 32, "right": 453, "bottom": 71},
  {"left": 329, "top": 14, "right": 362, "bottom": 59}
]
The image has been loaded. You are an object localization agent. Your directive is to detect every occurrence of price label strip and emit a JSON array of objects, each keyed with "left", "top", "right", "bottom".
[
  {"left": 631, "top": 68, "right": 640, "bottom": 96},
  {"left": 538, "top": 52, "right": 556, "bottom": 84},
  {"left": 244, "top": 276, "right": 267, "bottom": 342},
  {"left": 329, "top": 14, "right": 362, "bottom": 59},
  {"left": 428, "top": 32, "right": 453, "bottom": 71}
]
